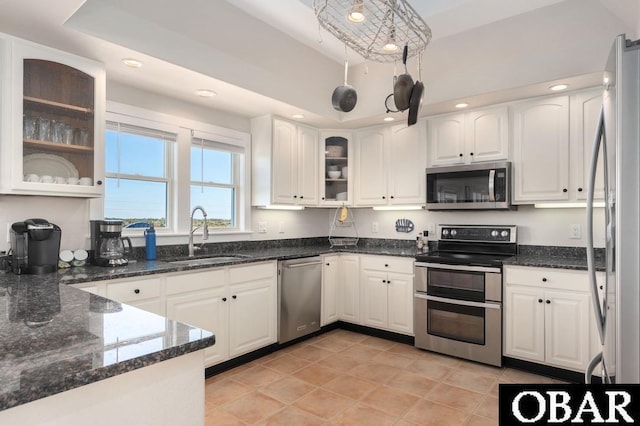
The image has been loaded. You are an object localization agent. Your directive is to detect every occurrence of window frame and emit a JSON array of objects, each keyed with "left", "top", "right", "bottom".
[
  {"left": 104, "top": 120, "right": 176, "bottom": 231},
  {"left": 190, "top": 136, "right": 243, "bottom": 231},
  {"left": 98, "top": 102, "right": 251, "bottom": 242}
]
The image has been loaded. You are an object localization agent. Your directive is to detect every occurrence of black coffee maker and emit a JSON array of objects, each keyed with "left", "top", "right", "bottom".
[
  {"left": 10, "top": 218, "right": 62, "bottom": 275},
  {"left": 90, "top": 220, "right": 132, "bottom": 267}
]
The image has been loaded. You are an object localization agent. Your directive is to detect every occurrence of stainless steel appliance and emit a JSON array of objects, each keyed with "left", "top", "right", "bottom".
[
  {"left": 585, "top": 34, "right": 640, "bottom": 384},
  {"left": 90, "top": 220, "right": 132, "bottom": 267},
  {"left": 426, "top": 161, "right": 513, "bottom": 210},
  {"left": 414, "top": 225, "right": 517, "bottom": 366},
  {"left": 278, "top": 257, "right": 322, "bottom": 344},
  {"left": 9, "top": 218, "right": 61, "bottom": 275}
]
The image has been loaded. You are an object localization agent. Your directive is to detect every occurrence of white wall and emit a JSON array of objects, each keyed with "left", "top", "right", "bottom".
[{"left": 340, "top": 205, "right": 606, "bottom": 248}]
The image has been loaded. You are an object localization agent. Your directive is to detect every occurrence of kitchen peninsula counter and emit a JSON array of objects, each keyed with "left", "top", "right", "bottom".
[{"left": 0, "top": 275, "right": 214, "bottom": 423}]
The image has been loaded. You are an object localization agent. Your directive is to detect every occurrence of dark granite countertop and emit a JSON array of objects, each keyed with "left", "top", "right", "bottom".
[
  {"left": 0, "top": 278, "right": 214, "bottom": 412},
  {"left": 502, "top": 245, "right": 606, "bottom": 271}
]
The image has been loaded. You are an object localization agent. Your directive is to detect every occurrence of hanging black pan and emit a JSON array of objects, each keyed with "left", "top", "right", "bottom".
[
  {"left": 408, "top": 52, "right": 424, "bottom": 126},
  {"left": 332, "top": 57, "right": 357, "bottom": 112},
  {"left": 393, "top": 45, "right": 413, "bottom": 111}
]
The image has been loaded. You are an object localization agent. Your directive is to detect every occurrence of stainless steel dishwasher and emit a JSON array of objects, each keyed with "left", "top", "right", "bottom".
[{"left": 278, "top": 257, "right": 322, "bottom": 344}]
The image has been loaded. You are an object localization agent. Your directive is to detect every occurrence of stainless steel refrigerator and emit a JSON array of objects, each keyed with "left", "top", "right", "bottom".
[{"left": 586, "top": 34, "right": 640, "bottom": 384}]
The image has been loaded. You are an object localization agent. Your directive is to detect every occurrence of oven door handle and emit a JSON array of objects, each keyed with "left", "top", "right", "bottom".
[
  {"left": 415, "top": 262, "right": 501, "bottom": 274},
  {"left": 414, "top": 293, "right": 502, "bottom": 310}
]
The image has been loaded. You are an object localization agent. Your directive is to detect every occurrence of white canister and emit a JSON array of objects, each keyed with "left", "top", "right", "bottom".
[{"left": 341, "top": 166, "right": 348, "bottom": 179}]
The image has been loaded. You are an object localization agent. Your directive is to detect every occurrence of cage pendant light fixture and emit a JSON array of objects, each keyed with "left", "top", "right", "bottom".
[{"left": 313, "top": 0, "right": 431, "bottom": 63}]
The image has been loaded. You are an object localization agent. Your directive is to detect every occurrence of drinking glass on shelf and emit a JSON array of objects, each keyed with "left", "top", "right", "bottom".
[
  {"left": 52, "top": 120, "right": 65, "bottom": 143},
  {"left": 37, "top": 117, "right": 51, "bottom": 141},
  {"left": 77, "top": 128, "right": 90, "bottom": 147},
  {"left": 23, "top": 115, "right": 37, "bottom": 140},
  {"left": 63, "top": 124, "right": 74, "bottom": 145}
]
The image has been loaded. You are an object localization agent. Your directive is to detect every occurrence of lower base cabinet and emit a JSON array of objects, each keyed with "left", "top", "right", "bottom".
[
  {"left": 73, "top": 261, "right": 277, "bottom": 368},
  {"left": 504, "top": 265, "right": 599, "bottom": 372}
]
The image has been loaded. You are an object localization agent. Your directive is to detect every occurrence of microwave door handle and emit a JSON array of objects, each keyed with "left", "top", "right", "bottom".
[{"left": 488, "top": 170, "right": 496, "bottom": 201}]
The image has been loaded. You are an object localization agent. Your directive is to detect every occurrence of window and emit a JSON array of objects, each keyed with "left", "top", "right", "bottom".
[
  {"left": 191, "top": 136, "right": 243, "bottom": 229},
  {"left": 105, "top": 122, "right": 175, "bottom": 228}
]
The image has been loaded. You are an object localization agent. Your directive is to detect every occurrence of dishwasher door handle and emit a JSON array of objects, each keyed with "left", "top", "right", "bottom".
[{"left": 284, "top": 261, "right": 322, "bottom": 269}]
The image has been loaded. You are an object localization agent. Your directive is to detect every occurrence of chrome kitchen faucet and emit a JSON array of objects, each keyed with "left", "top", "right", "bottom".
[{"left": 188, "top": 206, "right": 209, "bottom": 257}]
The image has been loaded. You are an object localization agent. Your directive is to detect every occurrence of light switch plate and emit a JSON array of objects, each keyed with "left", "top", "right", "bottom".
[
  {"left": 258, "top": 221, "right": 267, "bottom": 233},
  {"left": 569, "top": 224, "right": 581, "bottom": 239},
  {"left": 371, "top": 222, "right": 379, "bottom": 233}
]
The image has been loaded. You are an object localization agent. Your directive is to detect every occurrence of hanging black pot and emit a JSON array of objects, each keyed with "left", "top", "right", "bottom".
[
  {"left": 332, "top": 58, "right": 357, "bottom": 112},
  {"left": 393, "top": 45, "right": 414, "bottom": 111}
]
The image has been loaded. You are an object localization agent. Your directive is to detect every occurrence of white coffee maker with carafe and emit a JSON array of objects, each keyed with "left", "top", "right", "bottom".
[{"left": 90, "top": 220, "right": 132, "bottom": 266}]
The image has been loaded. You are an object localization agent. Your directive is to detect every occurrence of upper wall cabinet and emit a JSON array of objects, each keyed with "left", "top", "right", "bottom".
[
  {"left": 0, "top": 36, "right": 106, "bottom": 197},
  {"left": 512, "top": 95, "right": 570, "bottom": 203},
  {"left": 427, "top": 106, "right": 509, "bottom": 167},
  {"left": 320, "top": 131, "right": 352, "bottom": 206},
  {"left": 251, "top": 116, "right": 319, "bottom": 206},
  {"left": 353, "top": 121, "right": 426, "bottom": 207}
]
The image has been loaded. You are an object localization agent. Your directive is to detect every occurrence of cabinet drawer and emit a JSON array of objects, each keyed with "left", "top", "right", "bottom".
[
  {"left": 360, "top": 255, "right": 414, "bottom": 274},
  {"left": 107, "top": 277, "right": 162, "bottom": 302},
  {"left": 166, "top": 268, "right": 225, "bottom": 295},
  {"left": 505, "top": 266, "right": 589, "bottom": 292},
  {"left": 228, "top": 261, "right": 276, "bottom": 284}
]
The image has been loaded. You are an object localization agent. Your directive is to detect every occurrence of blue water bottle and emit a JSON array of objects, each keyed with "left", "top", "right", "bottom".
[{"left": 145, "top": 224, "right": 157, "bottom": 260}]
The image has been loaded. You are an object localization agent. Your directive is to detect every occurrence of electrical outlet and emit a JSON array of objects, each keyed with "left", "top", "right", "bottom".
[
  {"left": 279, "top": 221, "right": 285, "bottom": 234},
  {"left": 569, "top": 224, "right": 582, "bottom": 239},
  {"left": 371, "top": 222, "right": 379, "bottom": 233},
  {"left": 258, "top": 221, "right": 267, "bottom": 233}
]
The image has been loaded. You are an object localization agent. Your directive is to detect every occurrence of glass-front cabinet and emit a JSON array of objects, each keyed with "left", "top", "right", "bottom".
[
  {"left": 319, "top": 131, "right": 352, "bottom": 206},
  {"left": 0, "top": 36, "right": 105, "bottom": 197}
]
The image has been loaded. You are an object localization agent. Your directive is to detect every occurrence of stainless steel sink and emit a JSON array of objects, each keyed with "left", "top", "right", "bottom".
[{"left": 165, "top": 255, "right": 250, "bottom": 266}]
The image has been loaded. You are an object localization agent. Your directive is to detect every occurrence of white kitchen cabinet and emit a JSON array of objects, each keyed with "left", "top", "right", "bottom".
[
  {"left": 165, "top": 268, "right": 227, "bottom": 367},
  {"left": 570, "top": 88, "right": 604, "bottom": 201},
  {"left": 354, "top": 122, "right": 426, "bottom": 207},
  {"left": 321, "top": 255, "right": 340, "bottom": 326},
  {"left": 359, "top": 255, "right": 413, "bottom": 335},
  {"left": 504, "top": 265, "right": 598, "bottom": 372},
  {"left": 227, "top": 261, "right": 277, "bottom": 357},
  {"left": 0, "top": 35, "right": 105, "bottom": 197},
  {"left": 105, "top": 276, "right": 165, "bottom": 316},
  {"left": 338, "top": 254, "right": 360, "bottom": 324},
  {"left": 320, "top": 131, "right": 353, "bottom": 206},
  {"left": 251, "top": 116, "right": 318, "bottom": 206},
  {"left": 427, "top": 106, "right": 508, "bottom": 167},
  {"left": 512, "top": 95, "right": 570, "bottom": 203}
]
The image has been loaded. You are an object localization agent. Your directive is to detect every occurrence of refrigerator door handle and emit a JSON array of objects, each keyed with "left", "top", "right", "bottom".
[{"left": 586, "top": 105, "right": 607, "bottom": 345}]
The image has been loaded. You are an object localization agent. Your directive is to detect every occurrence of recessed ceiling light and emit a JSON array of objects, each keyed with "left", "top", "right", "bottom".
[
  {"left": 292, "top": 114, "right": 305, "bottom": 119},
  {"left": 550, "top": 84, "right": 568, "bottom": 91},
  {"left": 455, "top": 103, "right": 469, "bottom": 108},
  {"left": 195, "top": 89, "right": 216, "bottom": 98},
  {"left": 383, "top": 116, "right": 395, "bottom": 122},
  {"left": 122, "top": 58, "right": 143, "bottom": 68}
]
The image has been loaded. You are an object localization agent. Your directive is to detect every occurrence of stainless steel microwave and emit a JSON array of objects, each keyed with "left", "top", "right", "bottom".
[{"left": 426, "top": 161, "right": 514, "bottom": 210}]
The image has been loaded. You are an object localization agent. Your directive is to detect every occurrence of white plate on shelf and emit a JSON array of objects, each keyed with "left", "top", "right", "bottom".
[{"left": 24, "top": 153, "right": 79, "bottom": 178}]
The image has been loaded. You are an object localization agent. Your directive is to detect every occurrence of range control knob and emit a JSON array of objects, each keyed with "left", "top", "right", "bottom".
[
  {"left": 501, "top": 230, "right": 509, "bottom": 238},
  {"left": 491, "top": 230, "right": 499, "bottom": 238},
  {"left": 442, "top": 229, "right": 450, "bottom": 236},
  {"left": 450, "top": 229, "right": 457, "bottom": 237}
]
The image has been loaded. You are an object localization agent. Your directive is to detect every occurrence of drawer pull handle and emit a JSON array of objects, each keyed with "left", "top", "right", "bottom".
[
  {"left": 542, "top": 278, "right": 547, "bottom": 282},
  {"left": 385, "top": 264, "right": 389, "bottom": 267},
  {"left": 538, "top": 298, "right": 543, "bottom": 303},
  {"left": 222, "top": 297, "right": 227, "bottom": 302},
  {"left": 546, "top": 300, "right": 551, "bottom": 304},
  {"left": 232, "top": 295, "right": 237, "bottom": 299},
  {"left": 134, "top": 289, "right": 140, "bottom": 294}
]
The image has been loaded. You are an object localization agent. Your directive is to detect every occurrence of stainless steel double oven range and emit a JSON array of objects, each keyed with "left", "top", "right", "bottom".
[{"left": 414, "top": 225, "right": 517, "bottom": 367}]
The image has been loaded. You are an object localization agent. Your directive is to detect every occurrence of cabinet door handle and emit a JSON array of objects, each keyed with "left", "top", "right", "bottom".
[
  {"left": 542, "top": 278, "right": 547, "bottom": 282},
  {"left": 578, "top": 187, "right": 583, "bottom": 192},
  {"left": 232, "top": 295, "right": 237, "bottom": 299},
  {"left": 222, "top": 297, "right": 227, "bottom": 302},
  {"left": 382, "top": 196, "right": 386, "bottom": 200},
  {"left": 470, "top": 152, "right": 474, "bottom": 156},
  {"left": 384, "top": 264, "right": 389, "bottom": 267},
  {"left": 459, "top": 153, "right": 463, "bottom": 157},
  {"left": 390, "top": 195, "right": 394, "bottom": 199},
  {"left": 134, "top": 289, "right": 140, "bottom": 294},
  {"left": 563, "top": 188, "right": 568, "bottom": 193},
  {"left": 538, "top": 298, "right": 543, "bottom": 303},
  {"left": 322, "top": 197, "right": 325, "bottom": 200},
  {"left": 326, "top": 263, "right": 330, "bottom": 266},
  {"left": 300, "top": 196, "right": 304, "bottom": 199},
  {"left": 293, "top": 195, "right": 298, "bottom": 199},
  {"left": 97, "top": 180, "right": 103, "bottom": 186},
  {"left": 382, "top": 279, "right": 386, "bottom": 283},
  {"left": 546, "top": 300, "right": 551, "bottom": 304}
]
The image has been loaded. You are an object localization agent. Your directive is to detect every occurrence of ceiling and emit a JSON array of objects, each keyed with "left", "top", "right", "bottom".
[{"left": 0, "top": 0, "right": 637, "bottom": 129}]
